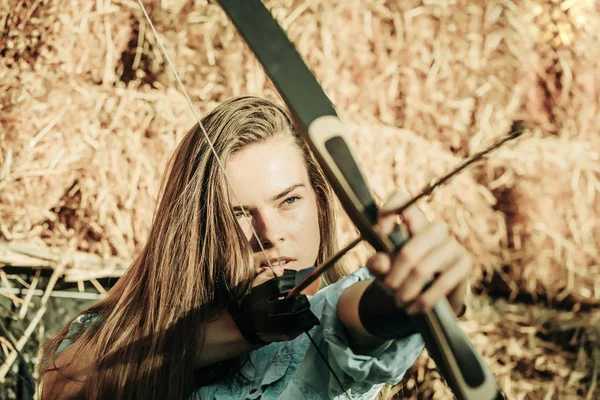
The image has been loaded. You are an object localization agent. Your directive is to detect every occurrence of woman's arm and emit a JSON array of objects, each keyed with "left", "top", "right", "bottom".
[
  {"left": 279, "top": 267, "right": 426, "bottom": 399},
  {"left": 42, "top": 311, "right": 260, "bottom": 399},
  {"left": 44, "top": 267, "right": 310, "bottom": 397},
  {"left": 196, "top": 266, "right": 316, "bottom": 367},
  {"left": 194, "top": 311, "right": 257, "bottom": 368},
  {"left": 336, "top": 280, "right": 386, "bottom": 350}
]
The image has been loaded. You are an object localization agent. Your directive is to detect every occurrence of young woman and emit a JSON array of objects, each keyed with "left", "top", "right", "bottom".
[{"left": 41, "top": 96, "right": 471, "bottom": 400}]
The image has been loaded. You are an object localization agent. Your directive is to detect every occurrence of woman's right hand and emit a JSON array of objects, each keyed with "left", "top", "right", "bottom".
[{"left": 229, "top": 267, "right": 319, "bottom": 344}]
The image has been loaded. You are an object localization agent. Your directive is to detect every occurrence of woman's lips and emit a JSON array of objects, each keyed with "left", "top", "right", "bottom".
[{"left": 260, "top": 258, "right": 296, "bottom": 268}]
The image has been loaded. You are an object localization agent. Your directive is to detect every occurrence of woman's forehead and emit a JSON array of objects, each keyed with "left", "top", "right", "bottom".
[{"left": 225, "top": 137, "right": 310, "bottom": 204}]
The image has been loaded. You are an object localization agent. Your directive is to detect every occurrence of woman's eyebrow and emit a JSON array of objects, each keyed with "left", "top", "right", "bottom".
[
  {"left": 231, "top": 205, "right": 246, "bottom": 212},
  {"left": 271, "top": 183, "right": 305, "bottom": 202},
  {"left": 231, "top": 184, "right": 306, "bottom": 212}
]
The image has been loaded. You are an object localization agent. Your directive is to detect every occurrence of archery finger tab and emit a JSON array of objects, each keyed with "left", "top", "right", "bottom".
[
  {"left": 275, "top": 269, "right": 298, "bottom": 294},
  {"left": 270, "top": 294, "right": 311, "bottom": 315}
]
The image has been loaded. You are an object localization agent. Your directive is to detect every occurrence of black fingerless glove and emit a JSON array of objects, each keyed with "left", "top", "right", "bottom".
[
  {"left": 358, "top": 281, "right": 418, "bottom": 340},
  {"left": 228, "top": 269, "right": 319, "bottom": 345}
]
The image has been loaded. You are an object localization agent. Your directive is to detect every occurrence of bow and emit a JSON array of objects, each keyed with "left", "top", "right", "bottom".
[{"left": 136, "top": 0, "right": 504, "bottom": 398}]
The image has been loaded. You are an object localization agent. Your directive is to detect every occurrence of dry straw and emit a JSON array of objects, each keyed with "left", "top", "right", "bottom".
[
  {"left": 480, "top": 134, "right": 600, "bottom": 307},
  {"left": 1, "top": 0, "right": 599, "bottom": 398}
]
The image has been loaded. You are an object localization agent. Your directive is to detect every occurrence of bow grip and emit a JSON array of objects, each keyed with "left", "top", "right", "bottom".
[
  {"left": 387, "top": 223, "right": 410, "bottom": 252},
  {"left": 410, "top": 301, "right": 504, "bottom": 399},
  {"left": 387, "top": 225, "right": 502, "bottom": 399}
]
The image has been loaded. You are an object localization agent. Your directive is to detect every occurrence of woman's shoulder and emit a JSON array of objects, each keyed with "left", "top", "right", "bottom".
[
  {"left": 55, "top": 312, "right": 104, "bottom": 359},
  {"left": 67, "top": 313, "right": 105, "bottom": 335}
]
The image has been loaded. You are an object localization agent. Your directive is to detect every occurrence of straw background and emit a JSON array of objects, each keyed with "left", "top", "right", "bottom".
[{"left": 1, "top": 0, "right": 599, "bottom": 399}]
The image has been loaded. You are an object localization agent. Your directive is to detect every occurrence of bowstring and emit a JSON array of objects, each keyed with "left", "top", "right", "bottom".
[
  {"left": 135, "top": 0, "right": 277, "bottom": 279},
  {"left": 136, "top": 3, "right": 352, "bottom": 399}
]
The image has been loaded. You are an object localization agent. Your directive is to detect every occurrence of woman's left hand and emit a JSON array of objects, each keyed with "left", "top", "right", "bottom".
[{"left": 366, "top": 191, "right": 472, "bottom": 315}]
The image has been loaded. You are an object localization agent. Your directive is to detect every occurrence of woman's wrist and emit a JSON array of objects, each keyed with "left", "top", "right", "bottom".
[{"left": 337, "top": 280, "right": 388, "bottom": 351}]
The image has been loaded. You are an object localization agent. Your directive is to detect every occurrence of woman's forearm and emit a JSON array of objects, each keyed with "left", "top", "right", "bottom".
[
  {"left": 337, "top": 280, "right": 388, "bottom": 351},
  {"left": 194, "top": 311, "right": 258, "bottom": 369}
]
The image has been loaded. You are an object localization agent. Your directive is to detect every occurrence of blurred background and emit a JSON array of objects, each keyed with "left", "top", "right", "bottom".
[{"left": 0, "top": 0, "right": 599, "bottom": 399}]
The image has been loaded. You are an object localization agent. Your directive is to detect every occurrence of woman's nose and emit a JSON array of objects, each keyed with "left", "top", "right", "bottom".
[{"left": 254, "top": 211, "right": 284, "bottom": 249}]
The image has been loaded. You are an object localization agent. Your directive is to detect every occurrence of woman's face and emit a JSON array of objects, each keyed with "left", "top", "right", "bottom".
[{"left": 226, "top": 136, "right": 321, "bottom": 273}]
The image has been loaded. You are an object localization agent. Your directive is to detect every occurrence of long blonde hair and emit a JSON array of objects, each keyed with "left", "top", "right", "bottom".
[{"left": 41, "top": 96, "right": 346, "bottom": 399}]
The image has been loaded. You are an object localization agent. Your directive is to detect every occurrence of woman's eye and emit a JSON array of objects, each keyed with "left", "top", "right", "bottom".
[
  {"left": 234, "top": 210, "right": 247, "bottom": 219},
  {"left": 283, "top": 196, "right": 300, "bottom": 206}
]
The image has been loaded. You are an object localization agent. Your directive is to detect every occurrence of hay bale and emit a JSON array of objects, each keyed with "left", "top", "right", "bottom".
[
  {"left": 0, "top": 0, "right": 65, "bottom": 70},
  {"left": 0, "top": 80, "right": 195, "bottom": 261},
  {"left": 0, "top": 77, "right": 93, "bottom": 241},
  {"left": 130, "top": 1, "right": 527, "bottom": 154},
  {"left": 48, "top": 0, "right": 134, "bottom": 85},
  {"left": 522, "top": 0, "right": 600, "bottom": 144},
  {"left": 480, "top": 134, "right": 600, "bottom": 307}
]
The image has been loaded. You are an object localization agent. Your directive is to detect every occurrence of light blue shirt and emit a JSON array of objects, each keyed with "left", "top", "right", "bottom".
[{"left": 57, "top": 267, "right": 425, "bottom": 399}]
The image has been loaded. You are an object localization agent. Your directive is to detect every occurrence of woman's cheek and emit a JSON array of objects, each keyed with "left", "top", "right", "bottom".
[
  {"left": 302, "top": 204, "right": 321, "bottom": 263},
  {"left": 236, "top": 219, "right": 254, "bottom": 242}
]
